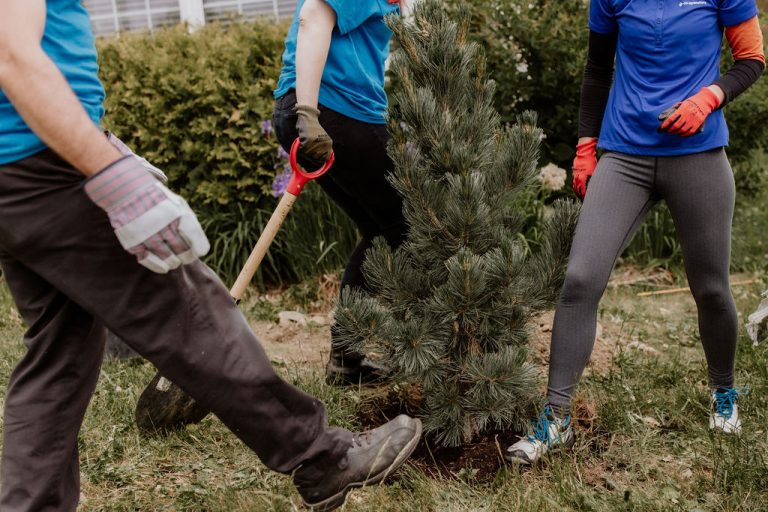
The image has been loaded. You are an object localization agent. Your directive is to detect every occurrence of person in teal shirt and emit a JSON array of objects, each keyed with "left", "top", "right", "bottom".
[
  {"left": 0, "top": 2, "right": 420, "bottom": 510},
  {"left": 273, "top": 0, "right": 411, "bottom": 384},
  {"left": 0, "top": 0, "right": 104, "bottom": 164},
  {"left": 275, "top": 1, "right": 397, "bottom": 124}
]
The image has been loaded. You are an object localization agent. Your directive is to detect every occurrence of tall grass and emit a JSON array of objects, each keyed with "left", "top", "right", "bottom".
[{"left": 200, "top": 183, "right": 359, "bottom": 287}]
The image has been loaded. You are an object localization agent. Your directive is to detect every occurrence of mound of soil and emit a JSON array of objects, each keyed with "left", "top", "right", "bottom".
[{"left": 358, "top": 388, "right": 598, "bottom": 481}]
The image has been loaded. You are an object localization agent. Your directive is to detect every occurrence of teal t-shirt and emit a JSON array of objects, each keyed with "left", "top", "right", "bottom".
[
  {"left": 274, "top": 0, "right": 399, "bottom": 124},
  {"left": 0, "top": 0, "right": 105, "bottom": 165}
]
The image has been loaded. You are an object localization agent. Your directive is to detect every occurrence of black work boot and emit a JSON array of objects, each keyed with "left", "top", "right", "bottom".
[
  {"left": 325, "top": 350, "right": 391, "bottom": 386},
  {"left": 294, "top": 415, "right": 422, "bottom": 511}
]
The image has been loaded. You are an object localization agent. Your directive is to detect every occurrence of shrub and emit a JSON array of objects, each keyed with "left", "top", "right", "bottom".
[{"left": 98, "top": 22, "right": 358, "bottom": 285}]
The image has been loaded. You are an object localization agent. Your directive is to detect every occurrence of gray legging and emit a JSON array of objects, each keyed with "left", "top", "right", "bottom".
[{"left": 547, "top": 148, "right": 738, "bottom": 415}]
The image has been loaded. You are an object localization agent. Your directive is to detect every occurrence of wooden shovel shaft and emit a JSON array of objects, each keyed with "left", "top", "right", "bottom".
[{"left": 229, "top": 192, "right": 298, "bottom": 301}]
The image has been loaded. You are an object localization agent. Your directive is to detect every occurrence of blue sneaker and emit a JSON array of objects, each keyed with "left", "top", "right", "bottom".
[
  {"left": 506, "top": 406, "right": 574, "bottom": 465},
  {"left": 710, "top": 387, "right": 743, "bottom": 434}
]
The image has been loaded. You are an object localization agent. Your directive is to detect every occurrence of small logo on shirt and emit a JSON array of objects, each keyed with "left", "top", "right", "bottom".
[{"left": 679, "top": 1, "right": 707, "bottom": 6}]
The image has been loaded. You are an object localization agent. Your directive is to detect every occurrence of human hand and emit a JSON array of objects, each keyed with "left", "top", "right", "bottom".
[
  {"left": 295, "top": 104, "right": 333, "bottom": 168},
  {"left": 85, "top": 156, "right": 209, "bottom": 273},
  {"left": 658, "top": 87, "right": 721, "bottom": 137},
  {"left": 573, "top": 138, "right": 598, "bottom": 200}
]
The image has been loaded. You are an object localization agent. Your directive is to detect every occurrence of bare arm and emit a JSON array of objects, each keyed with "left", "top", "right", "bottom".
[
  {"left": 0, "top": 0, "right": 120, "bottom": 176},
  {"left": 295, "top": 0, "right": 336, "bottom": 109}
]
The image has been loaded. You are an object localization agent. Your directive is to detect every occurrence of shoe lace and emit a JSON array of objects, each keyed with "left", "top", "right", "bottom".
[
  {"left": 713, "top": 387, "right": 748, "bottom": 419},
  {"left": 526, "top": 405, "right": 568, "bottom": 448}
]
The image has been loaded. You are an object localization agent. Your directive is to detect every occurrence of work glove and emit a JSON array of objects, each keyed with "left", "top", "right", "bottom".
[
  {"left": 658, "top": 87, "right": 721, "bottom": 137},
  {"left": 85, "top": 156, "right": 210, "bottom": 274},
  {"left": 572, "top": 138, "right": 598, "bottom": 200},
  {"left": 295, "top": 104, "right": 333, "bottom": 168},
  {"left": 106, "top": 132, "right": 168, "bottom": 183}
]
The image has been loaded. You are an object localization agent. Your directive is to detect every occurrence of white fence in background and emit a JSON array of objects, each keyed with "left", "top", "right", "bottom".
[{"left": 82, "top": 0, "right": 297, "bottom": 36}]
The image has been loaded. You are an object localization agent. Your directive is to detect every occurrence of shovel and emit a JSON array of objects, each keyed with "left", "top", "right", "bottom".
[{"left": 134, "top": 139, "right": 335, "bottom": 433}]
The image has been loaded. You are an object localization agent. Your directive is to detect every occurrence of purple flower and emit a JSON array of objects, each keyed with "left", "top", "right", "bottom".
[
  {"left": 261, "top": 120, "right": 273, "bottom": 137},
  {"left": 276, "top": 146, "right": 290, "bottom": 161},
  {"left": 271, "top": 163, "right": 292, "bottom": 197}
]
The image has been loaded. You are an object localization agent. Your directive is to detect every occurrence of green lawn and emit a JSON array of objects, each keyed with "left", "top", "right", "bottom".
[{"left": 0, "top": 275, "right": 767, "bottom": 511}]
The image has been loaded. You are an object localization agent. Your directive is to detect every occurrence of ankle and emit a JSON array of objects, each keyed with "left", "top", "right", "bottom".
[{"left": 546, "top": 403, "right": 571, "bottom": 421}]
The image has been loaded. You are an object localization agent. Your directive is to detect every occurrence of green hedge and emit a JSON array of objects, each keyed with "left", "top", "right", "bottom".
[{"left": 98, "top": 22, "right": 358, "bottom": 285}]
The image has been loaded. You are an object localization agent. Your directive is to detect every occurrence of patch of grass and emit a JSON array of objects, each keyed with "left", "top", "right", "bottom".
[
  {"left": 0, "top": 276, "right": 767, "bottom": 510},
  {"left": 242, "top": 272, "right": 342, "bottom": 322}
]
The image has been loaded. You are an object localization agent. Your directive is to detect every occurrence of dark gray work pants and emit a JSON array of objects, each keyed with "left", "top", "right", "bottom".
[
  {"left": 0, "top": 150, "right": 351, "bottom": 511},
  {"left": 547, "top": 149, "right": 738, "bottom": 415}
]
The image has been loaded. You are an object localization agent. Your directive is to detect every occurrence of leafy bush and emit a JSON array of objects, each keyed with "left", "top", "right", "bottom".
[
  {"left": 98, "top": 22, "right": 358, "bottom": 285},
  {"left": 447, "top": 0, "right": 587, "bottom": 167}
]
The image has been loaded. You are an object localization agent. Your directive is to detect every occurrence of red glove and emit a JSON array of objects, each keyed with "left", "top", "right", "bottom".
[
  {"left": 573, "top": 138, "right": 598, "bottom": 200},
  {"left": 658, "top": 87, "right": 721, "bottom": 137}
]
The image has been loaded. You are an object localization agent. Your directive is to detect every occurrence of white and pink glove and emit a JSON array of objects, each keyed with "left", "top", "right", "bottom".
[
  {"left": 85, "top": 156, "right": 210, "bottom": 274},
  {"left": 106, "top": 132, "right": 168, "bottom": 183}
]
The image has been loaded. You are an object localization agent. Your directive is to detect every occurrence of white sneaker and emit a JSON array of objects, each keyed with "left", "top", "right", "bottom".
[
  {"left": 506, "top": 406, "right": 575, "bottom": 465},
  {"left": 709, "top": 388, "right": 742, "bottom": 435}
]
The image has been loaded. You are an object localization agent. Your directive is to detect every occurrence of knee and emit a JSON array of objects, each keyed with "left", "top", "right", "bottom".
[
  {"left": 559, "top": 266, "right": 604, "bottom": 306},
  {"left": 691, "top": 284, "right": 733, "bottom": 312}
]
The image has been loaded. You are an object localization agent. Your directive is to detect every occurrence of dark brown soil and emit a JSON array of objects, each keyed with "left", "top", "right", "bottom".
[
  {"left": 358, "top": 388, "right": 599, "bottom": 481},
  {"left": 409, "top": 430, "right": 522, "bottom": 480}
]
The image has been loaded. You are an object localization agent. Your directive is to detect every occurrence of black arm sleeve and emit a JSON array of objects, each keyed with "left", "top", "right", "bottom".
[
  {"left": 578, "top": 30, "right": 619, "bottom": 139},
  {"left": 714, "top": 59, "right": 766, "bottom": 107}
]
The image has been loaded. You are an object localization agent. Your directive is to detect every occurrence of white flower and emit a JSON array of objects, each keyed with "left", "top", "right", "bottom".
[
  {"left": 539, "top": 163, "right": 567, "bottom": 192},
  {"left": 516, "top": 62, "right": 529, "bottom": 74}
]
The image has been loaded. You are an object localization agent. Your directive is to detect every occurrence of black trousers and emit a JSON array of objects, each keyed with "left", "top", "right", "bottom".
[
  {"left": 273, "top": 91, "right": 407, "bottom": 351},
  {"left": 0, "top": 150, "right": 351, "bottom": 511}
]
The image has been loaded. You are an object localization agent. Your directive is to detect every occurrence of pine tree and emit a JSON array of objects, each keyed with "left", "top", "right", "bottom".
[{"left": 334, "top": 0, "right": 580, "bottom": 447}]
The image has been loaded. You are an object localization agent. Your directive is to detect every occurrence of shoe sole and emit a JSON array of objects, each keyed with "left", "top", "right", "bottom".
[
  {"left": 303, "top": 419, "right": 423, "bottom": 512},
  {"left": 709, "top": 422, "right": 742, "bottom": 435},
  {"left": 504, "top": 433, "right": 576, "bottom": 465}
]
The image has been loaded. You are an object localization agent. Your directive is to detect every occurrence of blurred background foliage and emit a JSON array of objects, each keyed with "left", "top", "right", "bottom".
[
  {"left": 99, "top": 22, "right": 358, "bottom": 286},
  {"left": 97, "top": 4, "right": 768, "bottom": 285}
]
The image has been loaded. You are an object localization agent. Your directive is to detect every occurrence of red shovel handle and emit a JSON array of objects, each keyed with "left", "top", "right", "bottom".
[{"left": 287, "top": 138, "right": 334, "bottom": 196}]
